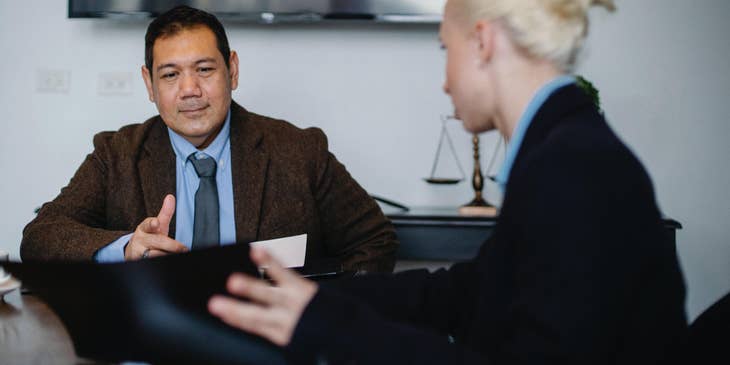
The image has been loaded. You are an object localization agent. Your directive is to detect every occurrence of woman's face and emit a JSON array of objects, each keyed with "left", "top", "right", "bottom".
[{"left": 440, "top": 2, "right": 496, "bottom": 134}]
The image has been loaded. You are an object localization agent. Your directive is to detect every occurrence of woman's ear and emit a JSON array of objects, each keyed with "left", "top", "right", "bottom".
[{"left": 474, "top": 20, "right": 495, "bottom": 65}]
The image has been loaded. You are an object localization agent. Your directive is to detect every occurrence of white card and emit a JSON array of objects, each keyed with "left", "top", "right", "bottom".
[{"left": 250, "top": 234, "right": 307, "bottom": 268}]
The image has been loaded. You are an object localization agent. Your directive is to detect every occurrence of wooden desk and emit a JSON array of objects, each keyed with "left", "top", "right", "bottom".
[
  {"left": 386, "top": 207, "right": 682, "bottom": 261},
  {"left": 0, "top": 290, "right": 104, "bottom": 364}
]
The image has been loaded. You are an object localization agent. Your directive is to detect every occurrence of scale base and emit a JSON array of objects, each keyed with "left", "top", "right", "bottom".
[
  {"left": 459, "top": 197, "right": 498, "bottom": 217},
  {"left": 458, "top": 205, "right": 497, "bottom": 217}
]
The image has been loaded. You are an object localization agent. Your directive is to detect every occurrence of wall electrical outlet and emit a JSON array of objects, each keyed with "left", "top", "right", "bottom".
[
  {"left": 36, "top": 69, "right": 71, "bottom": 93},
  {"left": 98, "top": 72, "right": 133, "bottom": 96}
]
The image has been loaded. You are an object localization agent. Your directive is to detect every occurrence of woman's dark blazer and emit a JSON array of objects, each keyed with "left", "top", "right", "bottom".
[{"left": 286, "top": 84, "right": 687, "bottom": 364}]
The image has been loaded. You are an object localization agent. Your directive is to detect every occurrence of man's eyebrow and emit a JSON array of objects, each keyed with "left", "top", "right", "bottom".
[
  {"left": 156, "top": 58, "right": 218, "bottom": 73},
  {"left": 156, "top": 63, "right": 177, "bottom": 73},
  {"left": 195, "top": 57, "right": 217, "bottom": 65}
]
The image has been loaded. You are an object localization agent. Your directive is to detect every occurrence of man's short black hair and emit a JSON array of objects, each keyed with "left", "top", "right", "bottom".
[{"left": 145, "top": 5, "right": 231, "bottom": 76}]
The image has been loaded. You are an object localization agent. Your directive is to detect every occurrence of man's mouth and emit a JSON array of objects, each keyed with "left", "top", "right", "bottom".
[{"left": 180, "top": 105, "right": 209, "bottom": 115}]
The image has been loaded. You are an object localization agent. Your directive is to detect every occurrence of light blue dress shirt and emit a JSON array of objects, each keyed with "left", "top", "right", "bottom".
[
  {"left": 95, "top": 111, "right": 237, "bottom": 262},
  {"left": 494, "top": 75, "right": 576, "bottom": 192}
]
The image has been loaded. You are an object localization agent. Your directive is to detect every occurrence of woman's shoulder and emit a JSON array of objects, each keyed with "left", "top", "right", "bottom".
[{"left": 520, "top": 112, "right": 656, "bottom": 201}]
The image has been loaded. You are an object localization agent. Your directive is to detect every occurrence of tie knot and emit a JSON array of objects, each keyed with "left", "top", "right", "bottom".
[{"left": 189, "top": 153, "right": 217, "bottom": 178}]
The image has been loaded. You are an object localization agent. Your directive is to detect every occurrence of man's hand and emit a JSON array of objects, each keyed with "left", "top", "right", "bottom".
[
  {"left": 124, "top": 194, "right": 188, "bottom": 260},
  {"left": 208, "top": 247, "right": 318, "bottom": 346}
]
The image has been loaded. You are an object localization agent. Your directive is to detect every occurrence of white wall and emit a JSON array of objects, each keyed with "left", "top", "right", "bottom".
[
  {"left": 580, "top": 0, "right": 730, "bottom": 320},
  {"left": 1, "top": 0, "right": 728, "bottom": 320}
]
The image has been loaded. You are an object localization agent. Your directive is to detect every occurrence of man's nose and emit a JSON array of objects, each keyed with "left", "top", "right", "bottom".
[
  {"left": 180, "top": 73, "right": 202, "bottom": 98},
  {"left": 442, "top": 81, "right": 450, "bottom": 95}
]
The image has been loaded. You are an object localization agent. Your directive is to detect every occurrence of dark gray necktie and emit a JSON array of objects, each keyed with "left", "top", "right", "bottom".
[{"left": 189, "top": 153, "right": 219, "bottom": 249}]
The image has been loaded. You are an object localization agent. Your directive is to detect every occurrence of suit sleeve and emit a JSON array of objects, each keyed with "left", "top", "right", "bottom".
[
  {"left": 20, "top": 133, "right": 131, "bottom": 261},
  {"left": 327, "top": 256, "right": 481, "bottom": 330},
  {"left": 307, "top": 128, "right": 398, "bottom": 273},
  {"left": 286, "top": 261, "right": 489, "bottom": 364}
]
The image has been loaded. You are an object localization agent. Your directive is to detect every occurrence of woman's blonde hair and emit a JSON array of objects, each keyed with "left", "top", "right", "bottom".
[{"left": 449, "top": 0, "right": 615, "bottom": 71}]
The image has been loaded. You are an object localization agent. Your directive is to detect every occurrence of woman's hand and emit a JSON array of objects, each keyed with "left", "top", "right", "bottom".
[{"left": 208, "top": 246, "right": 318, "bottom": 346}]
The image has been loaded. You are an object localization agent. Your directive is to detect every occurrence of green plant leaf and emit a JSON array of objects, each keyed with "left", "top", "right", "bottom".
[{"left": 576, "top": 75, "right": 602, "bottom": 114}]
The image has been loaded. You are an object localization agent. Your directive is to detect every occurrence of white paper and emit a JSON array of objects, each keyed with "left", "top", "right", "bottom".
[{"left": 250, "top": 234, "right": 307, "bottom": 268}]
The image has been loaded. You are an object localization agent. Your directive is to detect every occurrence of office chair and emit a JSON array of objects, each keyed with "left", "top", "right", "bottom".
[{"left": 682, "top": 291, "right": 730, "bottom": 364}]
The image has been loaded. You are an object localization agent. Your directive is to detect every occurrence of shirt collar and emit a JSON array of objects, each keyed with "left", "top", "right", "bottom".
[
  {"left": 168, "top": 109, "right": 231, "bottom": 164},
  {"left": 495, "top": 75, "right": 576, "bottom": 190}
]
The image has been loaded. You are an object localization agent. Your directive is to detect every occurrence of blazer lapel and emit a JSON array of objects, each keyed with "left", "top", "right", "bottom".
[
  {"left": 229, "top": 102, "right": 269, "bottom": 243},
  {"left": 138, "top": 117, "right": 177, "bottom": 237}
]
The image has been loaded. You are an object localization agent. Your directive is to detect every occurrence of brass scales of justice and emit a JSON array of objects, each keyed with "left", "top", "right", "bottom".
[{"left": 424, "top": 115, "right": 500, "bottom": 217}]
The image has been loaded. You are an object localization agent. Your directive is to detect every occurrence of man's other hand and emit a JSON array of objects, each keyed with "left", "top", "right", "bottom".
[{"left": 124, "top": 194, "right": 188, "bottom": 260}]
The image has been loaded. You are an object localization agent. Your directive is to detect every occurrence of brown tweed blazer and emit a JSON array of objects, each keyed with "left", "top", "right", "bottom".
[{"left": 21, "top": 102, "right": 398, "bottom": 272}]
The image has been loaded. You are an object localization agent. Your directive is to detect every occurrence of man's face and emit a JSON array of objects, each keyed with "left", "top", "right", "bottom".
[{"left": 142, "top": 26, "right": 239, "bottom": 148}]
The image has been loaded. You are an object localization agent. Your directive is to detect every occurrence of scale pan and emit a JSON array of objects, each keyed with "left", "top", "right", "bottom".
[{"left": 423, "top": 177, "right": 463, "bottom": 185}]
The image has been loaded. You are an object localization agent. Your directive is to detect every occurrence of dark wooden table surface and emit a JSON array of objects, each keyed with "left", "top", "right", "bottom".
[{"left": 0, "top": 290, "right": 103, "bottom": 364}]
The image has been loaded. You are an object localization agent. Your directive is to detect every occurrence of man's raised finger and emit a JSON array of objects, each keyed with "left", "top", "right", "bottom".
[{"left": 156, "top": 194, "right": 175, "bottom": 236}]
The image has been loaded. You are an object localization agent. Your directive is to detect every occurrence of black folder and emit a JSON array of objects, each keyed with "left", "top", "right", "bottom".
[{"left": 3, "top": 243, "right": 288, "bottom": 365}]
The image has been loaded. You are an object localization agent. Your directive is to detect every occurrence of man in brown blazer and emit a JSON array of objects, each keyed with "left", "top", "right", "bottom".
[{"left": 20, "top": 6, "right": 397, "bottom": 273}]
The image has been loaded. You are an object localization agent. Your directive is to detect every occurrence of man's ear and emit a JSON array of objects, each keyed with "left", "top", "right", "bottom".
[
  {"left": 474, "top": 20, "right": 495, "bottom": 65},
  {"left": 141, "top": 65, "right": 155, "bottom": 103},
  {"left": 228, "top": 50, "right": 240, "bottom": 91}
]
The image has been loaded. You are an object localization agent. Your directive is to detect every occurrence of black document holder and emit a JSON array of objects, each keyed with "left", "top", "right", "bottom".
[{"left": 4, "top": 243, "right": 288, "bottom": 365}]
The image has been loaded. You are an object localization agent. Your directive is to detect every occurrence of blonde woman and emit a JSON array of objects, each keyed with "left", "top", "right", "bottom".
[{"left": 209, "top": 0, "right": 687, "bottom": 363}]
